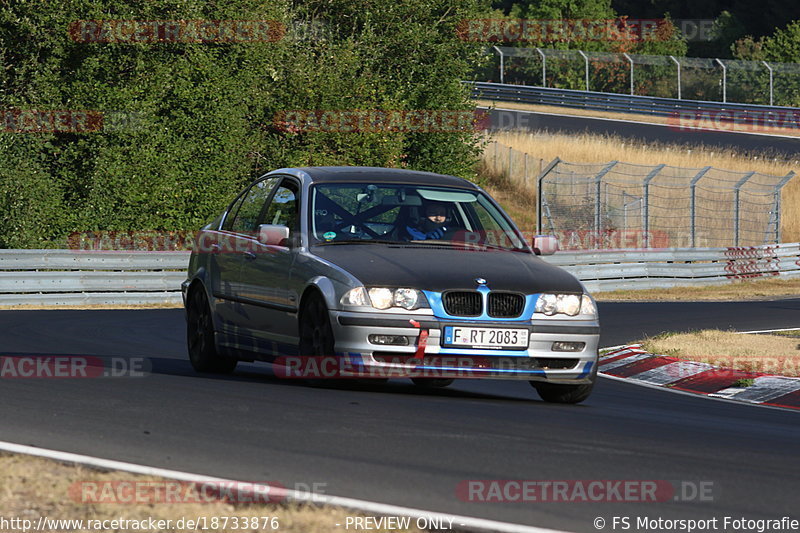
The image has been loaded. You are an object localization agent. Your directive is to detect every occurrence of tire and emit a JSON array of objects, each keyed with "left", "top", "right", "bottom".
[
  {"left": 411, "top": 378, "right": 454, "bottom": 388},
  {"left": 186, "top": 288, "right": 237, "bottom": 374},
  {"left": 299, "top": 293, "right": 335, "bottom": 358},
  {"left": 298, "top": 293, "right": 337, "bottom": 384},
  {"left": 530, "top": 366, "right": 596, "bottom": 404}
]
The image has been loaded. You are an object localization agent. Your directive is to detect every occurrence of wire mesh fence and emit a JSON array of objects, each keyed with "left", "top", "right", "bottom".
[
  {"left": 485, "top": 46, "right": 800, "bottom": 107},
  {"left": 482, "top": 140, "right": 797, "bottom": 249}
]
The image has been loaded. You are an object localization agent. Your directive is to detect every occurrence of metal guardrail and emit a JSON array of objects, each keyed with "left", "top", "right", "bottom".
[
  {"left": 0, "top": 250, "right": 190, "bottom": 306},
  {"left": 469, "top": 81, "right": 800, "bottom": 121},
  {"left": 545, "top": 242, "right": 800, "bottom": 292},
  {"left": 1, "top": 245, "right": 797, "bottom": 306}
]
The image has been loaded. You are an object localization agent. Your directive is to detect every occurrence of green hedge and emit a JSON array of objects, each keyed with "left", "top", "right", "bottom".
[{"left": 0, "top": 0, "right": 487, "bottom": 248}]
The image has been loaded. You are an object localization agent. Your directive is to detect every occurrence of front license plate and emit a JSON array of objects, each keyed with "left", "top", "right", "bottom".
[{"left": 443, "top": 326, "right": 529, "bottom": 349}]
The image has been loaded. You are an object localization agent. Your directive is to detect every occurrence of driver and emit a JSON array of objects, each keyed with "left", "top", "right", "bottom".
[{"left": 406, "top": 201, "right": 452, "bottom": 240}]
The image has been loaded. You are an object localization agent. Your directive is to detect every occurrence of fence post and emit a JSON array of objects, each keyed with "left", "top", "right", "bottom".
[
  {"left": 763, "top": 61, "right": 774, "bottom": 106},
  {"left": 536, "top": 157, "right": 561, "bottom": 234},
  {"left": 523, "top": 153, "right": 528, "bottom": 186},
  {"left": 495, "top": 46, "right": 505, "bottom": 85},
  {"left": 669, "top": 56, "right": 681, "bottom": 100},
  {"left": 774, "top": 171, "right": 797, "bottom": 243},
  {"left": 578, "top": 50, "right": 589, "bottom": 91},
  {"left": 689, "top": 166, "right": 712, "bottom": 247},
  {"left": 623, "top": 53, "right": 634, "bottom": 95},
  {"left": 714, "top": 58, "right": 726, "bottom": 103},
  {"left": 733, "top": 172, "right": 755, "bottom": 246},
  {"left": 593, "top": 161, "right": 619, "bottom": 248},
  {"left": 642, "top": 164, "right": 665, "bottom": 248},
  {"left": 536, "top": 48, "right": 546, "bottom": 87},
  {"left": 508, "top": 146, "right": 513, "bottom": 180}
]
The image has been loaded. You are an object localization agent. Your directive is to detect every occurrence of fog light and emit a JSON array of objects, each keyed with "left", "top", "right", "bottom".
[
  {"left": 369, "top": 334, "right": 409, "bottom": 346},
  {"left": 551, "top": 341, "right": 585, "bottom": 352}
]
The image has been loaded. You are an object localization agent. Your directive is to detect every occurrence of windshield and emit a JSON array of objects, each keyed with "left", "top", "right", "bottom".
[{"left": 309, "top": 182, "right": 529, "bottom": 252}]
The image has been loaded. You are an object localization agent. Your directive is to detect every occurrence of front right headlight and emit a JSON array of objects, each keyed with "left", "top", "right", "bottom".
[{"left": 341, "top": 287, "right": 428, "bottom": 310}]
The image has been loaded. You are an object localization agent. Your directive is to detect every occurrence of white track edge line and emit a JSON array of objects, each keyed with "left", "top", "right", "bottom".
[
  {"left": 480, "top": 106, "right": 800, "bottom": 141},
  {"left": 0, "top": 440, "right": 570, "bottom": 533},
  {"left": 737, "top": 327, "right": 800, "bottom": 334}
]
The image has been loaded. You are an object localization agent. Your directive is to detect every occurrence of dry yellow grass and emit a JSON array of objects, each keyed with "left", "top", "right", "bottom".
[
  {"left": 594, "top": 277, "right": 800, "bottom": 301},
  {"left": 483, "top": 129, "right": 800, "bottom": 243},
  {"left": 489, "top": 130, "right": 798, "bottom": 175},
  {"left": 476, "top": 99, "right": 800, "bottom": 138},
  {"left": 0, "top": 453, "right": 424, "bottom": 533},
  {"left": 640, "top": 329, "right": 800, "bottom": 377}
]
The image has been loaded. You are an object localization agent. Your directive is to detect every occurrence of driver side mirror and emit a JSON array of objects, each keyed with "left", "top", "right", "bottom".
[
  {"left": 257, "top": 224, "right": 290, "bottom": 247},
  {"left": 532, "top": 235, "right": 559, "bottom": 256}
]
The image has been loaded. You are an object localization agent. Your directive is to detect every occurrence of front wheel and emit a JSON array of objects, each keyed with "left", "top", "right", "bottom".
[
  {"left": 298, "top": 293, "right": 338, "bottom": 385},
  {"left": 186, "top": 288, "right": 237, "bottom": 374},
  {"left": 531, "top": 381, "right": 594, "bottom": 404}
]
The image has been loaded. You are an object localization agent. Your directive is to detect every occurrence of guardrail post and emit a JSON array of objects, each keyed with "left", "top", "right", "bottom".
[
  {"left": 623, "top": 53, "right": 634, "bottom": 95},
  {"left": 734, "top": 171, "right": 756, "bottom": 246},
  {"left": 493, "top": 46, "right": 505, "bottom": 85},
  {"left": 714, "top": 58, "right": 727, "bottom": 103},
  {"left": 689, "top": 166, "right": 712, "bottom": 247},
  {"left": 669, "top": 56, "right": 681, "bottom": 100},
  {"left": 774, "top": 171, "right": 797, "bottom": 243},
  {"left": 536, "top": 48, "right": 546, "bottom": 87},
  {"left": 593, "top": 161, "right": 619, "bottom": 247},
  {"left": 578, "top": 50, "right": 589, "bottom": 91},
  {"left": 536, "top": 157, "right": 561, "bottom": 234},
  {"left": 642, "top": 164, "right": 665, "bottom": 248},
  {"left": 762, "top": 61, "right": 774, "bottom": 106}
]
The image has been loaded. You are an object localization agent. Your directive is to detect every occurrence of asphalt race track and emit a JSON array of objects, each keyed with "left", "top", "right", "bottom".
[
  {"left": 1, "top": 301, "right": 799, "bottom": 532},
  {"left": 484, "top": 107, "right": 800, "bottom": 157}
]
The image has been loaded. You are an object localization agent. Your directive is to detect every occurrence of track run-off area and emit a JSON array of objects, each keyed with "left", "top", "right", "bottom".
[{"left": 0, "top": 300, "right": 799, "bottom": 532}]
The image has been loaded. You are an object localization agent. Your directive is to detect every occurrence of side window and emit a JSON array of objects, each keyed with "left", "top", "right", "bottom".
[
  {"left": 224, "top": 177, "right": 280, "bottom": 233},
  {"left": 264, "top": 181, "right": 299, "bottom": 232}
]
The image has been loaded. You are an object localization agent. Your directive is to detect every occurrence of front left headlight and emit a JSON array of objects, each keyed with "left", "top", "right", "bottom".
[
  {"left": 341, "top": 287, "right": 428, "bottom": 310},
  {"left": 535, "top": 293, "right": 597, "bottom": 317}
]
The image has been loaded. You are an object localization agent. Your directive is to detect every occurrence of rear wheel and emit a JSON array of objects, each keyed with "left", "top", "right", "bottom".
[
  {"left": 411, "top": 378, "right": 454, "bottom": 388},
  {"left": 187, "top": 288, "right": 237, "bottom": 374}
]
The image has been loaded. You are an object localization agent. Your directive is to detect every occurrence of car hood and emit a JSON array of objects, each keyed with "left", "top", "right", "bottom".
[{"left": 311, "top": 244, "right": 583, "bottom": 294}]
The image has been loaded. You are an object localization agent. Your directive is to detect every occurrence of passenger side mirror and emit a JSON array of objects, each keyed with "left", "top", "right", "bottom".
[
  {"left": 533, "top": 235, "right": 559, "bottom": 256},
  {"left": 258, "top": 224, "right": 291, "bottom": 247}
]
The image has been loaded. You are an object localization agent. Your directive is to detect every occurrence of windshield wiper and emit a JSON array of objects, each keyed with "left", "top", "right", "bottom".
[{"left": 317, "top": 239, "right": 400, "bottom": 245}]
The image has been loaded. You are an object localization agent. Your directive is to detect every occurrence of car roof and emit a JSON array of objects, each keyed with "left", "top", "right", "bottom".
[{"left": 291, "top": 166, "right": 479, "bottom": 189}]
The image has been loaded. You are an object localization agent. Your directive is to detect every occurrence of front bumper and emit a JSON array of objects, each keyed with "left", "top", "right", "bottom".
[{"left": 326, "top": 310, "right": 600, "bottom": 383}]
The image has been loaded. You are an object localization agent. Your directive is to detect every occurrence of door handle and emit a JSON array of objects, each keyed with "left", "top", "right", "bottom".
[
  {"left": 243, "top": 251, "right": 257, "bottom": 261},
  {"left": 209, "top": 243, "right": 221, "bottom": 254}
]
